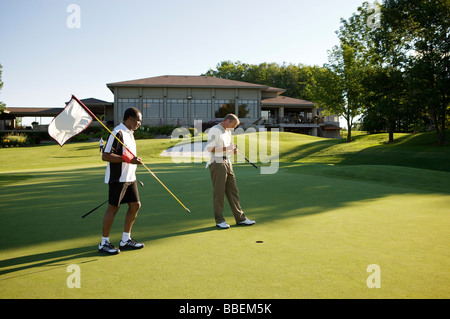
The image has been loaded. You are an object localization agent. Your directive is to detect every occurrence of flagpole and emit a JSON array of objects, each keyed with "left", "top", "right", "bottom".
[{"left": 72, "top": 95, "right": 191, "bottom": 213}]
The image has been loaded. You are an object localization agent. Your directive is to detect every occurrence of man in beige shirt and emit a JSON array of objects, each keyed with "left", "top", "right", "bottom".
[{"left": 206, "top": 114, "right": 256, "bottom": 229}]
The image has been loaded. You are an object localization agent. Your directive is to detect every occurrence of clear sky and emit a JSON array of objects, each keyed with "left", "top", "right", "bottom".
[{"left": 0, "top": 0, "right": 366, "bottom": 125}]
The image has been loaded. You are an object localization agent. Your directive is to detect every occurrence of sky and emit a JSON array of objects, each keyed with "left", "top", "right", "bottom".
[{"left": 0, "top": 0, "right": 366, "bottom": 125}]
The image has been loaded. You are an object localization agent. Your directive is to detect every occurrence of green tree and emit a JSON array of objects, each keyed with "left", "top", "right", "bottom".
[
  {"left": 309, "top": 43, "right": 366, "bottom": 142},
  {"left": 203, "top": 61, "right": 319, "bottom": 101},
  {"left": 383, "top": 0, "right": 450, "bottom": 145},
  {"left": 362, "top": 66, "right": 415, "bottom": 141},
  {"left": 307, "top": 65, "right": 347, "bottom": 128},
  {"left": 359, "top": 1, "right": 417, "bottom": 142},
  {"left": 308, "top": 2, "right": 384, "bottom": 142}
]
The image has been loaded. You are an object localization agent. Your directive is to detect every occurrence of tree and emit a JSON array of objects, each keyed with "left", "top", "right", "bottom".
[
  {"left": 383, "top": 0, "right": 450, "bottom": 145},
  {"left": 361, "top": 66, "right": 414, "bottom": 142},
  {"left": 308, "top": 2, "right": 389, "bottom": 142},
  {"left": 203, "top": 61, "right": 319, "bottom": 101},
  {"left": 308, "top": 43, "right": 366, "bottom": 142},
  {"left": 360, "top": 1, "right": 420, "bottom": 142},
  {"left": 306, "top": 65, "right": 346, "bottom": 129}
]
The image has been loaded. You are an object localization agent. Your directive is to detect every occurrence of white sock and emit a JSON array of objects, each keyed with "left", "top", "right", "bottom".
[
  {"left": 101, "top": 237, "right": 110, "bottom": 245},
  {"left": 122, "top": 232, "right": 131, "bottom": 242}
]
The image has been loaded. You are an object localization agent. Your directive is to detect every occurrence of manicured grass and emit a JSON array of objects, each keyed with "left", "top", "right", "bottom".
[{"left": 0, "top": 131, "right": 449, "bottom": 298}]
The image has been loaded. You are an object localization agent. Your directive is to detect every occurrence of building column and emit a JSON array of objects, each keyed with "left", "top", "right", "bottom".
[
  {"left": 138, "top": 87, "right": 143, "bottom": 116},
  {"left": 235, "top": 89, "right": 239, "bottom": 115},
  {"left": 211, "top": 88, "right": 215, "bottom": 118},
  {"left": 163, "top": 88, "right": 167, "bottom": 125},
  {"left": 187, "top": 88, "right": 192, "bottom": 126}
]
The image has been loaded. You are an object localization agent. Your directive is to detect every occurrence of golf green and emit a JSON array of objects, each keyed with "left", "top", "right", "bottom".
[{"left": 0, "top": 132, "right": 449, "bottom": 298}]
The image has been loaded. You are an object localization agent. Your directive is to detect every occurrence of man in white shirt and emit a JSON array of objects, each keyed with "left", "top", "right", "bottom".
[
  {"left": 98, "top": 107, "right": 145, "bottom": 255},
  {"left": 206, "top": 114, "right": 255, "bottom": 229}
]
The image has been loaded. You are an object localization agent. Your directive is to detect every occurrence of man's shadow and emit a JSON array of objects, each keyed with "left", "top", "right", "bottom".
[{"left": 0, "top": 226, "right": 218, "bottom": 280}]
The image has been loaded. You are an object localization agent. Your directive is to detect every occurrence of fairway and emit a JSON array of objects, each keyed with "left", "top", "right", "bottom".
[{"left": 0, "top": 132, "right": 449, "bottom": 299}]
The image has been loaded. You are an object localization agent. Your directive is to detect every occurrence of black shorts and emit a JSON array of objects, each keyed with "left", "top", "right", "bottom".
[{"left": 108, "top": 181, "right": 140, "bottom": 207}]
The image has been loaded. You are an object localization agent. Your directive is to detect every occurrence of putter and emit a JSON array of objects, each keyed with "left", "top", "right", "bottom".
[
  {"left": 82, "top": 200, "right": 108, "bottom": 219},
  {"left": 82, "top": 181, "right": 145, "bottom": 219},
  {"left": 237, "top": 152, "right": 259, "bottom": 169}
]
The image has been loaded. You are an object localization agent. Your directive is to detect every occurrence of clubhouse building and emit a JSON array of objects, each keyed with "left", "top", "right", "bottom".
[
  {"left": 2, "top": 75, "right": 341, "bottom": 138},
  {"left": 106, "top": 75, "right": 341, "bottom": 138}
]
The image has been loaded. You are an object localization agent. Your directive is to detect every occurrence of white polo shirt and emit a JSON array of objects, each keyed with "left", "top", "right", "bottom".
[
  {"left": 104, "top": 123, "right": 137, "bottom": 183},
  {"left": 206, "top": 123, "right": 232, "bottom": 162}
]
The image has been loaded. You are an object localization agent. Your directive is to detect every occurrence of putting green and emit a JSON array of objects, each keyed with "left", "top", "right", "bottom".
[{"left": 0, "top": 132, "right": 449, "bottom": 298}]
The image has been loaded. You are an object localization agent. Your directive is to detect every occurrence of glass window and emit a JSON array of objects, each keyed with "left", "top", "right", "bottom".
[
  {"left": 167, "top": 99, "right": 187, "bottom": 118},
  {"left": 142, "top": 98, "right": 163, "bottom": 118},
  {"left": 214, "top": 99, "right": 235, "bottom": 118},
  {"left": 117, "top": 99, "right": 139, "bottom": 118},
  {"left": 191, "top": 99, "right": 212, "bottom": 118},
  {"left": 237, "top": 99, "right": 258, "bottom": 118}
]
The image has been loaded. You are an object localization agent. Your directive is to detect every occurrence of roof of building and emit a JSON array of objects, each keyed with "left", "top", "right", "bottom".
[
  {"left": 4, "top": 98, "right": 112, "bottom": 118},
  {"left": 262, "top": 87, "right": 286, "bottom": 94},
  {"left": 106, "top": 75, "right": 270, "bottom": 90},
  {"left": 77, "top": 98, "right": 113, "bottom": 105},
  {"left": 261, "top": 96, "right": 315, "bottom": 107},
  {"left": 3, "top": 107, "right": 64, "bottom": 117}
]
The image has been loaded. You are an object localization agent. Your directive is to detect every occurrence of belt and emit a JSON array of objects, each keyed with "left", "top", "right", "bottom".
[{"left": 205, "top": 156, "right": 229, "bottom": 169}]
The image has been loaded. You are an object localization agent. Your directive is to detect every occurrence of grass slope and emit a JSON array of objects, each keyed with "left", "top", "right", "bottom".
[{"left": 0, "top": 131, "right": 449, "bottom": 299}]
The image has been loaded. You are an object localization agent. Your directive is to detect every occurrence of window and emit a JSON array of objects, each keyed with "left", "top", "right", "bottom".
[
  {"left": 142, "top": 98, "right": 163, "bottom": 118},
  {"left": 117, "top": 99, "right": 139, "bottom": 118},
  {"left": 167, "top": 99, "right": 187, "bottom": 118},
  {"left": 191, "top": 99, "right": 212, "bottom": 118},
  {"left": 238, "top": 99, "right": 258, "bottom": 118},
  {"left": 215, "top": 99, "right": 235, "bottom": 118}
]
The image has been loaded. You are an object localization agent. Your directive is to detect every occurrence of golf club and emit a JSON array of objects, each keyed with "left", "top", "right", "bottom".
[
  {"left": 82, "top": 180, "right": 145, "bottom": 218},
  {"left": 82, "top": 200, "right": 108, "bottom": 219},
  {"left": 237, "top": 152, "right": 259, "bottom": 169}
]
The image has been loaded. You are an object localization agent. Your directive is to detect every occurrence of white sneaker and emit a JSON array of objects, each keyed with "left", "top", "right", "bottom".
[
  {"left": 98, "top": 242, "right": 120, "bottom": 255},
  {"left": 119, "top": 238, "right": 145, "bottom": 250},
  {"left": 216, "top": 221, "right": 230, "bottom": 229},
  {"left": 237, "top": 218, "right": 256, "bottom": 226}
]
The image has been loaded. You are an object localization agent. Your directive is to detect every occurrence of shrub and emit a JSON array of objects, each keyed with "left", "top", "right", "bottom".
[
  {"left": 0, "top": 133, "right": 30, "bottom": 148},
  {"left": 139, "top": 125, "right": 179, "bottom": 137}
]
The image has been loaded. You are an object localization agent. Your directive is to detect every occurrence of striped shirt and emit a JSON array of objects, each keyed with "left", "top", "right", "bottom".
[{"left": 104, "top": 123, "right": 137, "bottom": 183}]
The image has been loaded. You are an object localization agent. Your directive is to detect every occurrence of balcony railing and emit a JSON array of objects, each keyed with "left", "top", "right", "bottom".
[{"left": 261, "top": 116, "right": 339, "bottom": 126}]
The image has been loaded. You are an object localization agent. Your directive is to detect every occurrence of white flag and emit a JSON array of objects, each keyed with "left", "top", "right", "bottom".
[{"left": 48, "top": 96, "right": 93, "bottom": 146}]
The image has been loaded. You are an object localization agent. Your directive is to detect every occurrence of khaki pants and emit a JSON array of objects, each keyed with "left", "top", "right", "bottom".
[{"left": 209, "top": 160, "right": 247, "bottom": 224}]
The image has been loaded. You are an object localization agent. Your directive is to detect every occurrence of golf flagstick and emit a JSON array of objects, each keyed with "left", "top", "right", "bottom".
[
  {"left": 237, "top": 152, "right": 259, "bottom": 169},
  {"left": 72, "top": 95, "right": 191, "bottom": 213}
]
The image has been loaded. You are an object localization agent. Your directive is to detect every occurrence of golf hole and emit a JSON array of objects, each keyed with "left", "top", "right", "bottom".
[{"left": 256, "top": 241, "right": 263, "bottom": 244}]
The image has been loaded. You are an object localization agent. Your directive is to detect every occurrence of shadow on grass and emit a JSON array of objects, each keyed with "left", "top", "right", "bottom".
[
  {"left": 0, "top": 226, "right": 218, "bottom": 279},
  {"left": 280, "top": 138, "right": 341, "bottom": 163},
  {"left": 338, "top": 132, "right": 450, "bottom": 172},
  {"left": 0, "top": 247, "right": 98, "bottom": 278},
  {"left": 1, "top": 157, "right": 449, "bottom": 279},
  {"left": 0, "top": 174, "right": 34, "bottom": 187}
]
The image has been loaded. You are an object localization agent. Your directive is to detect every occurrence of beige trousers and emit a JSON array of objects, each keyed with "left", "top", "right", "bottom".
[{"left": 209, "top": 160, "right": 247, "bottom": 224}]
